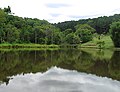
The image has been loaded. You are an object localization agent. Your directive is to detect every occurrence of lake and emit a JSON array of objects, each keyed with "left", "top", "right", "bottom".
[{"left": 0, "top": 48, "right": 120, "bottom": 92}]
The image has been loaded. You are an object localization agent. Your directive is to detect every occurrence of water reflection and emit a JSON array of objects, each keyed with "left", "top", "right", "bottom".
[
  {"left": 0, "top": 67, "right": 120, "bottom": 92},
  {"left": 109, "top": 51, "right": 120, "bottom": 80},
  {"left": 0, "top": 49, "right": 120, "bottom": 85}
]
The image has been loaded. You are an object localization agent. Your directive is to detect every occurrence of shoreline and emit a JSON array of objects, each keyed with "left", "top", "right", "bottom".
[
  {"left": 0, "top": 43, "right": 119, "bottom": 51},
  {"left": 0, "top": 44, "right": 60, "bottom": 48}
]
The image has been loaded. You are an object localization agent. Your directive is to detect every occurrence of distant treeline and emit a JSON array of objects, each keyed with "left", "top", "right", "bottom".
[{"left": 54, "top": 14, "right": 120, "bottom": 34}]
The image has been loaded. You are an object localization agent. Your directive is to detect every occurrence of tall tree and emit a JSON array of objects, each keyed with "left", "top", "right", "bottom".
[
  {"left": 109, "top": 21, "right": 120, "bottom": 47},
  {"left": 0, "top": 9, "right": 6, "bottom": 43},
  {"left": 65, "top": 33, "right": 80, "bottom": 44},
  {"left": 75, "top": 24, "right": 95, "bottom": 43},
  {"left": 0, "top": 9, "right": 6, "bottom": 23}
]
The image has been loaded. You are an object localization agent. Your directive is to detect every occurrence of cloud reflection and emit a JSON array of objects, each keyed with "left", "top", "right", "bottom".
[{"left": 0, "top": 67, "right": 120, "bottom": 92}]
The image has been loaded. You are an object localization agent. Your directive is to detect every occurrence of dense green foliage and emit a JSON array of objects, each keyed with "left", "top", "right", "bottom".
[
  {"left": 1, "top": 6, "right": 120, "bottom": 47},
  {"left": 54, "top": 14, "right": 120, "bottom": 34},
  {"left": 65, "top": 33, "right": 80, "bottom": 44},
  {"left": 0, "top": 7, "right": 62, "bottom": 44},
  {"left": 75, "top": 24, "right": 95, "bottom": 43},
  {"left": 109, "top": 22, "right": 120, "bottom": 47},
  {"left": 0, "top": 6, "right": 96, "bottom": 45}
]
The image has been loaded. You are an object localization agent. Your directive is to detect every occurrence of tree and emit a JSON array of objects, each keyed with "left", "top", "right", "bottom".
[
  {"left": 52, "top": 30, "right": 61, "bottom": 44},
  {"left": 75, "top": 24, "right": 95, "bottom": 43},
  {"left": 65, "top": 33, "right": 80, "bottom": 44},
  {"left": 109, "top": 21, "right": 120, "bottom": 47},
  {"left": 19, "top": 25, "right": 31, "bottom": 43},
  {"left": 0, "top": 29, "right": 5, "bottom": 43},
  {"left": 32, "top": 26, "right": 46, "bottom": 44},
  {"left": 4, "top": 6, "right": 11, "bottom": 14},
  {"left": 44, "top": 26, "right": 61, "bottom": 45},
  {"left": 0, "top": 9, "right": 6, "bottom": 43},
  {"left": 0, "top": 9, "right": 6, "bottom": 23},
  {"left": 3, "top": 24, "right": 19, "bottom": 43},
  {"left": 63, "top": 28, "right": 73, "bottom": 36}
]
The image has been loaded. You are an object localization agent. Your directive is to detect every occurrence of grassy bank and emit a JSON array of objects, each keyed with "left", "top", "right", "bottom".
[
  {"left": 80, "top": 35, "right": 114, "bottom": 49},
  {"left": 0, "top": 44, "right": 60, "bottom": 49}
]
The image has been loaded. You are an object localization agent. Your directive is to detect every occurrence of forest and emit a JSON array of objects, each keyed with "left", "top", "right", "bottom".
[
  {"left": 0, "top": 6, "right": 120, "bottom": 47},
  {"left": 54, "top": 14, "right": 120, "bottom": 34}
]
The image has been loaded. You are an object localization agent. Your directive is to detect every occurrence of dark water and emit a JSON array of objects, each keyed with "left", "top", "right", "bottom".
[{"left": 0, "top": 49, "right": 120, "bottom": 92}]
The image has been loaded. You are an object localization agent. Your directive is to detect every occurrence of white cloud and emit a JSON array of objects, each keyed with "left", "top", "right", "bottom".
[{"left": 0, "top": 0, "right": 120, "bottom": 23}]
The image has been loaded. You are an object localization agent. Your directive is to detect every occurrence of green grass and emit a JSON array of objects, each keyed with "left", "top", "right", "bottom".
[
  {"left": 80, "top": 35, "right": 114, "bottom": 49},
  {"left": 0, "top": 43, "right": 60, "bottom": 49},
  {"left": 0, "top": 35, "right": 114, "bottom": 49}
]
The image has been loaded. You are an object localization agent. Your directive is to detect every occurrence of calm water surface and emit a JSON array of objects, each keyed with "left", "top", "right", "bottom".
[{"left": 0, "top": 49, "right": 120, "bottom": 92}]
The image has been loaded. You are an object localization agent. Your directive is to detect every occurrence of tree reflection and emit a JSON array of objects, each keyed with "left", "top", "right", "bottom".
[
  {"left": 109, "top": 51, "right": 120, "bottom": 80},
  {"left": 0, "top": 49, "right": 120, "bottom": 85}
]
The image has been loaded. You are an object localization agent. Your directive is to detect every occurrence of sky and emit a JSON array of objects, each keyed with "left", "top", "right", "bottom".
[{"left": 0, "top": 0, "right": 120, "bottom": 23}]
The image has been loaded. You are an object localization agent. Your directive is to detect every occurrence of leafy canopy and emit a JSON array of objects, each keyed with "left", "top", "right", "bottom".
[
  {"left": 109, "top": 21, "right": 120, "bottom": 47},
  {"left": 75, "top": 24, "right": 95, "bottom": 43}
]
